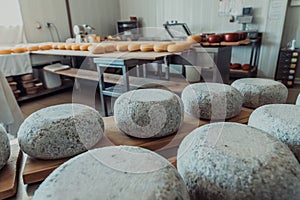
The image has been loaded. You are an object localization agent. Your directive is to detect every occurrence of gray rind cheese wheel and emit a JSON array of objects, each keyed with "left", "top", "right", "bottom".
[
  {"left": 177, "top": 122, "right": 300, "bottom": 200},
  {"left": 296, "top": 93, "right": 300, "bottom": 105},
  {"left": 33, "top": 146, "right": 190, "bottom": 200},
  {"left": 18, "top": 104, "right": 104, "bottom": 160},
  {"left": 114, "top": 89, "right": 184, "bottom": 138},
  {"left": 181, "top": 83, "right": 243, "bottom": 120},
  {"left": 0, "top": 125, "right": 10, "bottom": 170},
  {"left": 248, "top": 104, "right": 300, "bottom": 161},
  {"left": 231, "top": 78, "right": 288, "bottom": 108}
]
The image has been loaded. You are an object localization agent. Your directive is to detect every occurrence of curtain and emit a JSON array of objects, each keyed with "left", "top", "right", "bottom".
[{"left": 0, "top": 0, "right": 26, "bottom": 44}]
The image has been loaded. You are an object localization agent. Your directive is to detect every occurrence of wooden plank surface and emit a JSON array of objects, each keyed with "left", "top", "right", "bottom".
[
  {"left": 45, "top": 68, "right": 189, "bottom": 94},
  {"left": 31, "top": 50, "right": 173, "bottom": 60},
  {"left": 201, "top": 39, "right": 251, "bottom": 47},
  {"left": 0, "top": 142, "right": 22, "bottom": 199},
  {"left": 22, "top": 108, "right": 252, "bottom": 185}
]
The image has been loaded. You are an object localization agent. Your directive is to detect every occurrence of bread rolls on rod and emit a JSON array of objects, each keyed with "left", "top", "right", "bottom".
[
  {"left": 153, "top": 42, "right": 175, "bottom": 52},
  {"left": 140, "top": 43, "right": 154, "bottom": 52}
]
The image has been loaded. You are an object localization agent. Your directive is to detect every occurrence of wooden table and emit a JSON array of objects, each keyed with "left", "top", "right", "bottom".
[
  {"left": 0, "top": 140, "right": 22, "bottom": 199},
  {"left": 22, "top": 107, "right": 252, "bottom": 185}
]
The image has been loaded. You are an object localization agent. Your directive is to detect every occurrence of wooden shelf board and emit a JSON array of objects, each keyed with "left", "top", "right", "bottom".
[{"left": 22, "top": 107, "right": 253, "bottom": 185}]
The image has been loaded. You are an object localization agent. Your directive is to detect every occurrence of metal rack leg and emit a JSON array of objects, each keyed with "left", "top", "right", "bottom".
[
  {"left": 97, "top": 66, "right": 108, "bottom": 116},
  {"left": 122, "top": 65, "right": 130, "bottom": 91},
  {"left": 164, "top": 56, "right": 170, "bottom": 80}
]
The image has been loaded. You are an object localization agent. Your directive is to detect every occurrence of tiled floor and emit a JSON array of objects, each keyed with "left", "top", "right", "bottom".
[{"left": 19, "top": 81, "right": 300, "bottom": 119}]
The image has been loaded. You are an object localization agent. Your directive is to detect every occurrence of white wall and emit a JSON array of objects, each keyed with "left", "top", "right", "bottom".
[
  {"left": 120, "top": 0, "right": 288, "bottom": 79},
  {"left": 69, "top": 0, "right": 120, "bottom": 37},
  {"left": 19, "top": 0, "right": 70, "bottom": 43},
  {"left": 282, "top": 2, "right": 300, "bottom": 82},
  {"left": 19, "top": 0, "right": 120, "bottom": 43}
]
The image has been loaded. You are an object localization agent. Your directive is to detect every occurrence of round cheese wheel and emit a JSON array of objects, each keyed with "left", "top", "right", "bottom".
[
  {"left": 52, "top": 43, "right": 59, "bottom": 49},
  {"left": 80, "top": 44, "right": 92, "bottom": 51},
  {"left": 153, "top": 42, "right": 175, "bottom": 52},
  {"left": 18, "top": 104, "right": 104, "bottom": 160},
  {"left": 178, "top": 122, "right": 300, "bottom": 199},
  {"left": 0, "top": 125, "right": 10, "bottom": 170},
  {"left": 0, "top": 49, "right": 12, "bottom": 54},
  {"left": 11, "top": 47, "right": 27, "bottom": 53},
  {"left": 114, "top": 89, "right": 184, "bottom": 138},
  {"left": 103, "top": 44, "right": 116, "bottom": 53},
  {"left": 128, "top": 43, "right": 141, "bottom": 52},
  {"left": 187, "top": 35, "right": 202, "bottom": 43},
  {"left": 90, "top": 44, "right": 105, "bottom": 54},
  {"left": 140, "top": 43, "right": 154, "bottom": 52},
  {"left": 27, "top": 45, "right": 39, "bottom": 52},
  {"left": 65, "top": 43, "right": 73, "bottom": 50},
  {"left": 116, "top": 43, "right": 129, "bottom": 52},
  {"left": 58, "top": 43, "right": 66, "bottom": 50},
  {"left": 167, "top": 44, "right": 185, "bottom": 53},
  {"left": 39, "top": 44, "right": 52, "bottom": 50},
  {"left": 71, "top": 44, "right": 81, "bottom": 51},
  {"left": 33, "top": 146, "right": 189, "bottom": 200}
]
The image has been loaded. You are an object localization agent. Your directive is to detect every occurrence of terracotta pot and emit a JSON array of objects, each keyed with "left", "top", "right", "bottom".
[
  {"left": 224, "top": 33, "right": 240, "bottom": 42},
  {"left": 208, "top": 34, "right": 223, "bottom": 43}
]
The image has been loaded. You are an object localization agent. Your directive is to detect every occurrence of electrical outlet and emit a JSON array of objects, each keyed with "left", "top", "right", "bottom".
[{"left": 35, "top": 21, "right": 42, "bottom": 29}]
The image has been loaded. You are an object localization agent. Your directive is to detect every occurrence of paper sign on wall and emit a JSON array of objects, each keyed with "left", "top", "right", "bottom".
[{"left": 218, "top": 0, "right": 243, "bottom": 16}]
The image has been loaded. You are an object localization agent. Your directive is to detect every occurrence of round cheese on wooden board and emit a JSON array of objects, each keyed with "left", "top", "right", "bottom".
[
  {"left": 18, "top": 104, "right": 104, "bottom": 160},
  {"left": 178, "top": 122, "right": 300, "bottom": 199},
  {"left": 33, "top": 146, "right": 189, "bottom": 200},
  {"left": 114, "top": 89, "right": 184, "bottom": 138},
  {"left": 0, "top": 124, "right": 10, "bottom": 171}
]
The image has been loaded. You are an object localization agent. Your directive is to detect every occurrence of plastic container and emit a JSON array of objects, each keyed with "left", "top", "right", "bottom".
[
  {"left": 185, "top": 65, "right": 201, "bottom": 82},
  {"left": 42, "top": 63, "right": 65, "bottom": 89}
]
